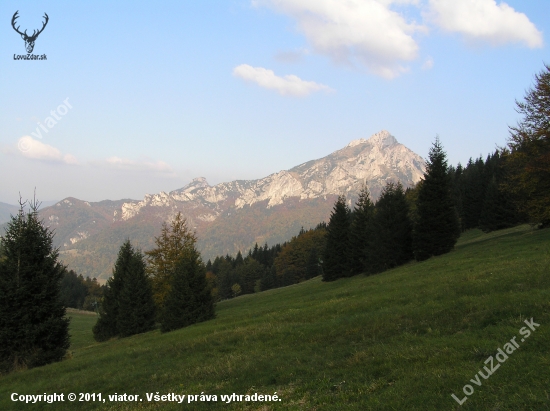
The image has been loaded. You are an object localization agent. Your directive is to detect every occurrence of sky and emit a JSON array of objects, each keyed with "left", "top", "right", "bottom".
[{"left": 1, "top": 0, "right": 549, "bottom": 204}]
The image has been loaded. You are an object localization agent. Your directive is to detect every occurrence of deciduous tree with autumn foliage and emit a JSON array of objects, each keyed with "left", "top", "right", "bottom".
[
  {"left": 502, "top": 64, "right": 550, "bottom": 227},
  {"left": 145, "top": 213, "right": 199, "bottom": 312}
]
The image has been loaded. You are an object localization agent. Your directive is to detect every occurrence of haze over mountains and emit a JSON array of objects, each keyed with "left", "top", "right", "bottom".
[
  {"left": 0, "top": 201, "right": 59, "bottom": 225},
  {"left": 2, "top": 131, "right": 425, "bottom": 280},
  {"left": 0, "top": 203, "right": 19, "bottom": 225}
]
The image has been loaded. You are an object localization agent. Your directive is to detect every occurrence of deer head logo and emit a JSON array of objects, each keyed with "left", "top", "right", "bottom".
[{"left": 11, "top": 11, "right": 49, "bottom": 54}]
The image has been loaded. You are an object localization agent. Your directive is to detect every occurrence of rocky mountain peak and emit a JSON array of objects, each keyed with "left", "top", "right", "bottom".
[
  {"left": 367, "top": 130, "right": 397, "bottom": 147},
  {"left": 346, "top": 130, "right": 397, "bottom": 149},
  {"left": 115, "top": 130, "right": 424, "bottom": 219},
  {"left": 173, "top": 177, "right": 210, "bottom": 194},
  {"left": 190, "top": 177, "right": 210, "bottom": 188}
]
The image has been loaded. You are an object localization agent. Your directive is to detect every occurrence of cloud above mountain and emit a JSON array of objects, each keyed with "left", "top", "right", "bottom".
[
  {"left": 17, "top": 136, "right": 78, "bottom": 165},
  {"left": 253, "top": 0, "right": 425, "bottom": 79},
  {"left": 253, "top": 0, "right": 543, "bottom": 78},
  {"left": 12, "top": 136, "right": 177, "bottom": 178},
  {"left": 233, "top": 64, "right": 333, "bottom": 96},
  {"left": 426, "top": 0, "right": 543, "bottom": 48}
]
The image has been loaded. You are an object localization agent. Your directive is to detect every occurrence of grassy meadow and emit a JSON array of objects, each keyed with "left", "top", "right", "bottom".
[{"left": 1, "top": 225, "right": 549, "bottom": 410}]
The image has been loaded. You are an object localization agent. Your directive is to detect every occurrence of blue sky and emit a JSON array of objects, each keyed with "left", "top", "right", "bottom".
[{"left": 1, "top": 0, "right": 549, "bottom": 203}]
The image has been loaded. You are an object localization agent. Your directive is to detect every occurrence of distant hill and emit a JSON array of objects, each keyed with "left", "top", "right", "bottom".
[
  {"left": 35, "top": 130, "right": 425, "bottom": 280},
  {"left": 0, "top": 202, "right": 19, "bottom": 225},
  {"left": 0, "top": 200, "right": 58, "bottom": 226}
]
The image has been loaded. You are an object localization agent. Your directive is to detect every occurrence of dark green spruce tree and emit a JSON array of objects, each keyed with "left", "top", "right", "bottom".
[
  {"left": 260, "top": 266, "right": 277, "bottom": 291},
  {"left": 0, "top": 199, "right": 70, "bottom": 373},
  {"left": 59, "top": 269, "right": 88, "bottom": 309},
  {"left": 306, "top": 248, "right": 321, "bottom": 279},
  {"left": 116, "top": 246, "right": 156, "bottom": 338},
  {"left": 93, "top": 240, "right": 155, "bottom": 341},
  {"left": 479, "top": 151, "right": 523, "bottom": 230},
  {"left": 414, "top": 137, "right": 460, "bottom": 261},
  {"left": 216, "top": 257, "right": 237, "bottom": 300},
  {"left": 348, "top": 185, "right": 375, "bottom": 276},
  {"left": 368, "top": 182, "right": 413, "bottom": 273},
  {"left": 322, "top": 195, "right": 350, "bottom": 281},
  {"left": 160, "top": 249, "right": 215, "bottom": 333},
  {"left": 461, "top": 157, "right": 486, "bottom": 230},
  {"left": 93, "top": 245, "right": 127, "bottom": 341}
]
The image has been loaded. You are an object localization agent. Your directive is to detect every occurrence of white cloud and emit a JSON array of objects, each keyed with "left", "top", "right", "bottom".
[
  {"left": 104, "top": 157, "right": 176, "bottom": 176},
  {"left": 233, "top": 64, "right": 333, "bottom": 96},
  {"left": 427, "top": 0, "right": 543, "bottom": 48},
  {"left": 253, "top": 0, "right": 427, "bottom": 78},
  {"left": 422, "top": 56, "right": 434, "bottom": 70},
  {"left": 12, "top": 137, "right": 175, "bottom": 176},
  {"left": 17, "top": 136, "right": 78, "bottom": 165}
]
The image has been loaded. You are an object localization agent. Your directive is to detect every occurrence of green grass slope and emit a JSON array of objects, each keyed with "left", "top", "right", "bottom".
[{"left": 1, "top": 225, "right": 549, "bottom": 410}]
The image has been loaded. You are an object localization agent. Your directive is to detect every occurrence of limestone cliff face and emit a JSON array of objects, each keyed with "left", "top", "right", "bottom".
[{"left": 116, "top": 130, "right": 425, "bottom": 222}]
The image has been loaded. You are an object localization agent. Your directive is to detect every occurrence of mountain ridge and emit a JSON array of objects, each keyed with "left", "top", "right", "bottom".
[
  {"left": 116, "top": 130, "right": 424, "bottom": 222},
  {"left": 19, "top": 130, "right": 425, "bottom": 280}
]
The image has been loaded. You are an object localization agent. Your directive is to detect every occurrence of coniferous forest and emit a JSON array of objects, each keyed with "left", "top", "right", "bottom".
[{"left": 205, "top": 134, "right": 535, "bottom": 289}]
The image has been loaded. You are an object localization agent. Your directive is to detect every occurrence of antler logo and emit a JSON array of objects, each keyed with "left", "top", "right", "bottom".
[{"left": 11, "top": 11, "right": 49, "bottom": 53}]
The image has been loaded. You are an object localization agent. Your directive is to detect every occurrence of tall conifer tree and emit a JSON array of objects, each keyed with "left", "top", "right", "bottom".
[
  {"left": 479, "top": 175, "right": 521, "bottom": 232},
  {"left": 348, "top": 185, "right": 375, "bottom": 276},
  {"left": 461, "top": 157, "right": 487, "bottom": 230},
  {"left": 160, "top": 249, "right": 215, "bottom": 333},
  {"left": 260, "top": 266, "right": 277, "bottom": 291},
  {"left": 306, "top": 248, "right": 321, "bottom": 279},
  {"left": 0, "top": 199, "right": 69, "bottom": 373},
  {"left": 93, "top": 240, "right": 155, "bottom": 341},
  {"left": 216, "top": 258, "right": 236, "bottom": 300},
  {"left": 93, "top": 241, "right": 129, "bottom": 341},
  {"left": 116, "top": 245, "right": 156, "bottom": 338},
  {"left": 234, "top": 251, "right": 244, "bottom": 268},
  {"left": 414, "top": 137, "right": 460, "bottom": 261},
  {"left": 368, "top": 182, "right": 413, "bottom": 273},
  {"left": 323, "top": 195, "right": 350, "bottom": 281}
]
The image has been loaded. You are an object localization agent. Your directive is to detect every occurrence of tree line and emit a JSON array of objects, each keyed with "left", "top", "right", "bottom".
[
  {"left": 203, "top": 222, "right": 327, "bottom": 301},
  {"left": 322, "top": 64, "right": 550, "bottom": 280},
  {"left": 204, "top": 137, "right": 528, "bottom": 290},
  {"left": 322, "top": 137, "right": 459, "bottom": 281},
  {"left": 205, "top": 145, "right": 546, "bottom": 296},
  {"left": 59, "top": 269, "right": 104, "bottom": 312}
]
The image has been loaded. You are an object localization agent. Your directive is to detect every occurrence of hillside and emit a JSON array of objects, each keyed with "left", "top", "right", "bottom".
[
  {"left": 0, "top": 202, "right": 19, "bottom": 225},
  {"left": 33, "top": 130, "right": 425, "bottom": 280},
  {"left": 1, "top": 225, "right": 548, "bottom": 410}
]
